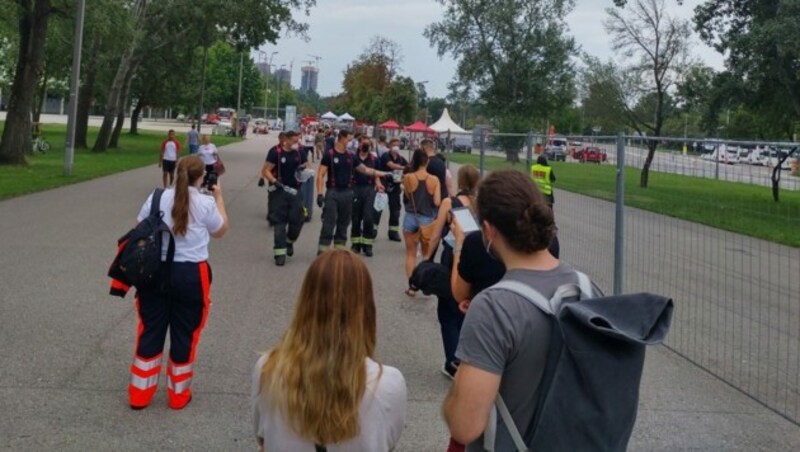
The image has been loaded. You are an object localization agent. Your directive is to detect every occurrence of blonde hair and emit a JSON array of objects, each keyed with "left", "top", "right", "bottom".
[
  {"left": 172, "top": 156, "right": 204, "bottom": 236},
  {"left": 259, "top": 250, "right": 378, "bottom": 444}
]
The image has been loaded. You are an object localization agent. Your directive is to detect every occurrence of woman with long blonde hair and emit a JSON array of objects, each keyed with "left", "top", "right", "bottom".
[{"left": 252, "top": 250, "right": 407, "bottom": 451}]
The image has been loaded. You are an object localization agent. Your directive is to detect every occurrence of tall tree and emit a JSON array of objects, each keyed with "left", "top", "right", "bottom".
[
  {"left": 425, "top": 0, "right": 577, "bottom": 162},
  {"left": 0, "top": 0, "right": 55, "bottom": 165},
  {"left": 384, "top": 76, "right": 417, "bottom": 124},
  {"left": 605, "top": 0, "right": 691, "bottom": 187}
]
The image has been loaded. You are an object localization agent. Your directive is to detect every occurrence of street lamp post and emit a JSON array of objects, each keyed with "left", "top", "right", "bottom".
[
  {"left": 236, "top": 52, "right": 244, "bottom": 114},
  {"left": 276, "top": 64, "right": 285, "bottom": 127},
  {"left": 64, "top": 0, "right": 86, "bottom": 176}
]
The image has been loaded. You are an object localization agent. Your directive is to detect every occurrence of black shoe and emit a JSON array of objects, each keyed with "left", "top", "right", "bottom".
[
  {"left": 388, "top": 232, "right": 402, "bottom": 242},
  {"left": 363, "top": 245, "right": 373, "bottom": 257},
  {"left": 351, "top": 243, "right": 361, "bottom": 254},
  {"left": 275, "top": 255, "right": 286, "bottom": 266},
  {"left": 287, "top": 243, "right": 294, "bottom": 257}
]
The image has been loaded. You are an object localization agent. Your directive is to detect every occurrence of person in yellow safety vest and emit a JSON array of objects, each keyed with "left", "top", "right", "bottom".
[{"left": 530, "top": 155, "right": 556, "bottom": 208}]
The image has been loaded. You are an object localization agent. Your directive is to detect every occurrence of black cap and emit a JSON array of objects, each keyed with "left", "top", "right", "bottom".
[{"left": 284, "top": 130, "right": 299, "bottom": 138}]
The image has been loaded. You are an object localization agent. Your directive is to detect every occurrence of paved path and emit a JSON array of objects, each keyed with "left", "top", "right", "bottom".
[{"left": 1, "top": 136, "right": 798, "bottom": 450}]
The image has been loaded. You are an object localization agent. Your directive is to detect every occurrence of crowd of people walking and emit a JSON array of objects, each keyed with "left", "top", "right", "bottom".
[{"left": 110, "top": 124, "right": 670, "bottom": 452}]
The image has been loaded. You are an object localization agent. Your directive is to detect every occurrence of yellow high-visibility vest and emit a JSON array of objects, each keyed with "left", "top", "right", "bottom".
[{"left": 530, "top": 164, "right": 552, "bottom": 195}]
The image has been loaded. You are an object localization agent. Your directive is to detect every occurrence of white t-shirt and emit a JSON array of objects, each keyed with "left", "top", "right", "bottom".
[
  {"left": 163, "top": 141, "right": 178, "bottom": 161},
  {"left": 252, "top": 355, "right": 407, "bottom": 452},
  {"left": 137, "top": 187, "right": 224, "bottom": 262},
  {"left": 198, "top": 143, "right": 218, "bottom": 165},
  {"left": 303, "top": 134, "right": 315, "bottom": 147}
]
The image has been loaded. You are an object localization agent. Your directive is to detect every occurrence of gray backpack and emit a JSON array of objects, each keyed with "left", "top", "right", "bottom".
[{"left": 484, "top": 272, "right": 673, "bottom": 452}]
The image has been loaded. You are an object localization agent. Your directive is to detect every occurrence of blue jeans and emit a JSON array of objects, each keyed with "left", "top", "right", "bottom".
[
  {"left": 189, "top": 144, "right": 199, "bottom": 154},
  {"left": 403, "top": 211, "right": 434, "bottom": 233}
]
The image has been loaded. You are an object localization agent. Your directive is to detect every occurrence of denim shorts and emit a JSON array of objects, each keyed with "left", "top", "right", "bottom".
[{"left": 403, "top": 211, "right": 434, "bottom": 233}]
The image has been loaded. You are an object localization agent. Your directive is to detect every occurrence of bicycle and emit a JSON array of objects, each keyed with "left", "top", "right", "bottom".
[{"left": 32, "top": 135, "right": 50, "bottom": 154}]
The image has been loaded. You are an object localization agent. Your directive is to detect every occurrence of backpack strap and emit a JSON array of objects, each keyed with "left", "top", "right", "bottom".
[{"left": 150, "top": 188, "right": 176, "bottom": 276}]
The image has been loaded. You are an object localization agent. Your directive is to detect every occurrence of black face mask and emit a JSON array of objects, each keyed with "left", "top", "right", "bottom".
[{"left": 360, "top": 144, "right": 371, "bottom": 153}]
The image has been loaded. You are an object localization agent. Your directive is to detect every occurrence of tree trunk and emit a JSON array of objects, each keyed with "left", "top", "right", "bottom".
[
  {"left": 0, "top": 0, "right": 50, "bottom": 166},
  {"left": 130, "top": 97, "right": 144, "bottom": 135},
  {"left": 110, "top": 72, "right": 134, "bottom": 148},
  {"left": 640, "top": 140, "right": 657, "bottom": 188},
  {"left": 32, "top": 68, "right": 48, "bottom": 124},
  {"left": 92, "top": 0, "right": 147, "bottom": 152},
  {"left": 771, "top": 148, "right": 798, "bottom": 202},
  {"left": 75, "top": 35, "right": 101, "bottom": 149}
]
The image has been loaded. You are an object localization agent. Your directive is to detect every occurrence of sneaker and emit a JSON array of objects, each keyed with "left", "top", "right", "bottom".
[
  {"left": 287, "top": 243, "right": 294, "bottom": 257},
  {"left": 275, "top": 255, "right": 286, "bottom": 266},
  {"left": 441, "top": 361, "right": 459, "bottom": 380}
]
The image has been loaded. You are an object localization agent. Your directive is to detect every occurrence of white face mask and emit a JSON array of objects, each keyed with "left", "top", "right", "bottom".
[
  {"left": 291, "top": 143, "right": 299, "bottom": 151},
  {"left": 391, "top": 146, "right": 400, "bottom": 152}
]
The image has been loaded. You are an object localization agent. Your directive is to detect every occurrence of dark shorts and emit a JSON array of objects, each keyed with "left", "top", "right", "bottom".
[{"left": 162, "top": 159, "right": 176, "bottom": 173}]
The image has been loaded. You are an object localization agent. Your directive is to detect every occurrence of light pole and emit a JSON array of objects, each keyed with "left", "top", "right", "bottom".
[
  {"left": 236, "top": 51, "right": 244, "bottom": 114},
  {"left": 64, "top": 0, "right": 86, "bottom": 176},
  {"left": 276, "top": 64, "right": 285, "bottom": 126},
  {"left": 258, "top": 50, "right": 277, "bottom": 118}
]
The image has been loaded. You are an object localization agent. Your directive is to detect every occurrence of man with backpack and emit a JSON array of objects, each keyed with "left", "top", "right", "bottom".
[{"left": 442, "top": 171, "right": 672, "bottom": 451}]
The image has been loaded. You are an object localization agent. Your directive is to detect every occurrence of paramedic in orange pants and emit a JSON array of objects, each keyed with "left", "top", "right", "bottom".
[{"left": 128, "top": 156, "right": 229, "bottom": 410}]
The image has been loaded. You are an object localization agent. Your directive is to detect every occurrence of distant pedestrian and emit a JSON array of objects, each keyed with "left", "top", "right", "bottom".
[
  {"left": 375, "top": 138, "right": 408, "bottom": 242},
  {"left": 376, "top": 135, "right": 389, "bottom": 158},
  {"left": 187, "top": 124, "right": 200, "bottom": 154},
  {"left": 422, "top": 138, "right": 450, "bottom": 199},
  {"left": 531, "top": 155, "right": 556, "bottom": 207},
  {"left": 314, "top": 128, "right": 325, "bottom": 161},
  {"left": 160, "top": 129, "right": 181, "bottom": 188},
  {"left": 402, "top": 149, "right": 441, "bottom": 297},
  {"left": 197, "top": 134, "right": 219, "bottom": 180},
  {"left": 252, "top": 250, "right": 407, "bottom": 451},
  {"left": 126, "top": 155, "right": 229, "bottom": 410}
]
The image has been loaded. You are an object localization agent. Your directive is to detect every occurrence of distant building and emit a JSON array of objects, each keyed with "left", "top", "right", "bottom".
[
  {"left": 275, "top": 68, "right": 291, "bottom": 87},
  {"left": 300, "top": 66, "right": 319, "bottom": 94},
  {"left": 255, "top": 62, "right": 271, "bottom": 77}
]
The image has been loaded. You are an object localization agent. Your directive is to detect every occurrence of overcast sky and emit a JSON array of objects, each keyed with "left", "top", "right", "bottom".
[{"left": 256, "top": 0, "right": 724, "bottom": 99}]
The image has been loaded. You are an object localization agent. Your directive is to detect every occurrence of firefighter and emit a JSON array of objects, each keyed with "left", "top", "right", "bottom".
[
  {"left": 375, "top": 138, "right": 408, "bottom": 242},
  {"left": 350, "top": 136, "right": 385, "bottom": 257},
  {"left": 530, "top": 155, "right": 556, "bottom": 208},
  {"left": 316, "top": 130, "right": 388, "bottom": 254},
  {"left": 261, "top": 130, "right": 309, "bottom": 266}
]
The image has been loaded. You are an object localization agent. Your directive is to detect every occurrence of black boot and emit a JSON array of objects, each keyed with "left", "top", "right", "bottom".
[
  {"left": 275, "top": 255, "right": 286, "bottom": 266},
  {"left": 287, "top": 243, "right": 294, "bottom": 257},
  {"left": 363, "top": 245, "right": 373, "bottom": 257},
  {"left": 351, "top": 243, "right": 361, "bottom": 254},
  {"left": 388, "top": 231, "right": 401, "bottom": 242}
]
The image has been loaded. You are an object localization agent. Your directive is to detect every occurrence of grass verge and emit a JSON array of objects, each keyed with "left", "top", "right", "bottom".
[
  {"left": 447, "top": 152, "right": 800, "bottom": 247},
  {"left": 0, "top": 122, "right": 240, "bottom": 199}
]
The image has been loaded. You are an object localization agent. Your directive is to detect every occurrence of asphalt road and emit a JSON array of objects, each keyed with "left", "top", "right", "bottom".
[{"left": 1, "top": 134, "right": 798, "bottom": 450}]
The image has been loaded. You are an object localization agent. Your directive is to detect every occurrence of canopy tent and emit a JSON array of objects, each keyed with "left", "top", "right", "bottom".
[
  {"left": 338, "top": 112, "right": 355, "bottom": 121},
  {"left": 321, "top": 111, "right": 338, "bottom": 120},
  {"left": 379, "top": 119, "right": 401, "bottom": 130},
  {"left": 429, "top": 108, "right": 467, "bottom": 134},
  {"left": 405, "top": 121, "right": 436, "bottom": 134}
]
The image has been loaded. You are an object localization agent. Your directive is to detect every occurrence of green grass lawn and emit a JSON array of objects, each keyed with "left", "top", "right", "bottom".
[
  {"left": 447, "top": 152, "right": 800, "bottom": 247},
  {"left": 0, "top": 122, "right": 240, "bottom": 199}
]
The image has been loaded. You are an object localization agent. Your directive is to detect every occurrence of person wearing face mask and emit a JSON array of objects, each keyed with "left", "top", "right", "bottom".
[
  {"left": 261, "top": 130, "right": 310, "bottom": 266},
  {"left": 374, "top": 138, "right": 408, "bottom": 242},
  {"left": 350, "top": 137, "right": 385, "bottom": 257}
]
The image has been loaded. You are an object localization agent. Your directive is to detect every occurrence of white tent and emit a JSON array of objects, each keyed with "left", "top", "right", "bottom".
[
  {"left": 430, "top": 108, "right": 467, "bottom": 134},
  {"left": 321, "top": 111, "right": 338, "bottom": 120},
  {"left": 338, "top": 112, "right": 355, "bottom": 121}
]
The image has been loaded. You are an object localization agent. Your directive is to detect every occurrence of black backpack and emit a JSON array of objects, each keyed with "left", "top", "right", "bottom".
[
  {"left": 114, "top": 189, "right": 175, "bottom": 289},
  {"left": 483, "top": 272, "right": 673, "bottom": 452}
]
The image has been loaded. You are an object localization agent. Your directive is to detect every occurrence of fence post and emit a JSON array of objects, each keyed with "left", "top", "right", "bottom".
[
  {"left": 526, "top": 132, "right": 533, "bottom": 168},
  {"left": 614, "top": 133, "right": 626, "bottom": 295},
  {"left": 479, "top": 130, "right": 486, "bottom": 177}
]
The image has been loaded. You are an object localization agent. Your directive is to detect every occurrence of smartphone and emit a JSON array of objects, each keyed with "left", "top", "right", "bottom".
[{"left": 451, "top": 207, "right": 480, "bottom": 233}]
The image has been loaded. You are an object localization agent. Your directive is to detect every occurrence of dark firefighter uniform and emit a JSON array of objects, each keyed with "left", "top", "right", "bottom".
[
  {"left": 375, "top": 149, "right": 407, "bottom": 242},
  {"left": 351, "top": 149, "right": 380, "bottom": 256},
  {"left": 317, "top": 148, "right": 355, "bottom": 253},
  {"left": 266, "top": 145, "right": 307, "bottom": 265}
]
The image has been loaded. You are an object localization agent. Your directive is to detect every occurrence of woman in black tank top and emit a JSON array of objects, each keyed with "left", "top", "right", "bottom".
[{"left": 401, "top": 149, "right": 441, "bottom": 297}]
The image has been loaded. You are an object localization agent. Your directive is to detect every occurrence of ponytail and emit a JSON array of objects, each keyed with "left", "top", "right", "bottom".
[{"left": 171, "top": 156, "right": 205, "bottom": 236}]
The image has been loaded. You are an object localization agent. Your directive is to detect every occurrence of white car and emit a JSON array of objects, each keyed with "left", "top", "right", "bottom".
[{"left": 212, "top": 120, "right": 233, "bottom": 136}]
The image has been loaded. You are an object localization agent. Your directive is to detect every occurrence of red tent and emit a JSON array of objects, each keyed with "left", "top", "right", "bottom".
[
  {"left": 379, "top": 120, "right": 401, "bottom": 130},
  {"left": 404, "top": 121, "right": 435, "bottom": 134}
]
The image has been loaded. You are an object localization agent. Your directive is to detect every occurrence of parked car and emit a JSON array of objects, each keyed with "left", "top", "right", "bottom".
[
  {"left": 211, "top": 119, "right": 233, "bottom": 136},
  {"left": 205, "top": 113, "right": 220, "bottom": 125},
  {"left": 543, "top": 146, "right": 567, "bottom": 161},
  {"left": 452, "top": 136, "right": 472, "bottom": 153},
  {"left": 574, "top": 146, "right": 607, "bottom": 163},
  {"left": 252, "top": 118, "right": 269, "bottom": 134}
]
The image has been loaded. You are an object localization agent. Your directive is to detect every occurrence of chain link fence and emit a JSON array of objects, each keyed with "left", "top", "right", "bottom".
[{"left": 450, "top": 132, "right": 800, "bottom": 424}]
